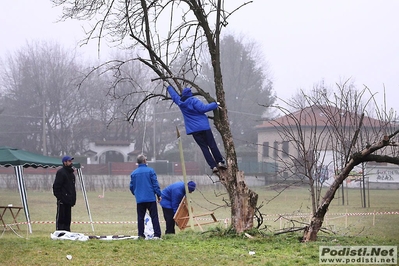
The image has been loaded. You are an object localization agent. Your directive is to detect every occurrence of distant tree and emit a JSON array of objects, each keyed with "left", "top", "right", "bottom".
[
  {"left": 1, "top": 42, "right": 153, "bottom": 156},
  {"left": 80, "top": 51, "right": 175, "bottom": 157},
  {"left": 264, "top": 80, "right": 399, "bottom": 241},
  {"left": 289, "top": 80, "right": 331, "bottom": 110},
  {"left": 199, "top": 35, "right": 275, "bottom": 146},
  {"left": 0, "top": 41, "right": 87, "bottom": 155}
]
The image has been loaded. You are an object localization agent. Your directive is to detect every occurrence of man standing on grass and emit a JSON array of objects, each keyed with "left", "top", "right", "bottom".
[
  {"left": 52, "top": 155, "right": 76, "bottom": 232},
  {"left": 130, "top": 154, "right": 162, "bottom": 239}
]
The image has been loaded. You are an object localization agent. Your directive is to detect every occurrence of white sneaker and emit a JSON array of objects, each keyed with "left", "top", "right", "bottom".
[{"left": 212, "top": 167, "right": 219, "bottom": 173}]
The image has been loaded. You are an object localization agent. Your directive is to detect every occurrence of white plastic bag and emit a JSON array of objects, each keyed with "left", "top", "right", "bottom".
[
  {"left": 144, "top": 212, "right": 154, "bottom": 239},
  {"left": 50, "top": 230, "right": 89, "bottom": 241}
]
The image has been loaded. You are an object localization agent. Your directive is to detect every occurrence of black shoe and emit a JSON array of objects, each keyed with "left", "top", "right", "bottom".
[
  {"left": 212, "top": 167, "right": 219, "bottom": 173},
  {"left": 217, "top": 162, "right": 227, "bottom": 169}
]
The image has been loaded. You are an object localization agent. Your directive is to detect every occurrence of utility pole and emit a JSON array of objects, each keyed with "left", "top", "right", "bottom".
[
  {"left": 42, "top": 103, "right": 47, "bottom": 155},
  {"left": 153, "top": 112, "right": 156, "bottom": 161}
]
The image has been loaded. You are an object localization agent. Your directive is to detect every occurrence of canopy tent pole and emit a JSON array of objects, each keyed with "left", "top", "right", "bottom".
[
  {"left": 15, "top": 165, "right": 32, "bottom": 233},
  {"left": 77, "top": 168, "right": 94, "bottom": 232},
  {"left": 0, "top": 147, "right": 91, "bottom": 234}
]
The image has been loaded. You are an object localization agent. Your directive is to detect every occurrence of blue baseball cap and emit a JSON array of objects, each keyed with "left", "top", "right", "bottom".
[{"left": 62, "top": 156, "right": 74, "bottom": 163}]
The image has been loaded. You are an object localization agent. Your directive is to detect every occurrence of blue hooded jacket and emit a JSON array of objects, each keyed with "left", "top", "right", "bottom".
[
  {"left": 160, "top": 181, "right": 186, "bottom": 213},
  {"left": 167, "top": 86, "right": 218, "bottom": 134}
]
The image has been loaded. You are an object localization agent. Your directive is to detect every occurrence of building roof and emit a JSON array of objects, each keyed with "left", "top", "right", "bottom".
[
  {"left": 83, "top": 149, "right": 97, "bottom": 156},
  {"left": 93, "top": 140, "right": 132, "bottom": 146},
  {"left": 256, "top": 105, "right": 384, "bottom": 130}
]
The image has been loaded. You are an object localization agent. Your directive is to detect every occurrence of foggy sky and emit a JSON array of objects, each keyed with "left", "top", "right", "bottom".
[{"left": 1, "top": 0, "right": 398, "bottom": 112}]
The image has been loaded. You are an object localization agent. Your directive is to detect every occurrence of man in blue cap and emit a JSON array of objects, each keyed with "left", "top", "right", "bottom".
[
  {"left": 52, "top": 155, "right": 76, "bottom": 231},
  {"left": 160, "top": 181, "right": 196, "bottom": 234},
  {"left": 167, "top": 85, "right": 227, "bottom": 173}
]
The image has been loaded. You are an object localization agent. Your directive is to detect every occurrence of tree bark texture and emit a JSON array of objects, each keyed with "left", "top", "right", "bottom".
[{"left": 219, "top": 170, "right": 258, "bottom": 233}]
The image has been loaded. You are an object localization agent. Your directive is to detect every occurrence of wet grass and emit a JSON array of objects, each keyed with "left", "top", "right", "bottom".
[{"left": 0, "top": 187, "right": 398, "bottom": 265}]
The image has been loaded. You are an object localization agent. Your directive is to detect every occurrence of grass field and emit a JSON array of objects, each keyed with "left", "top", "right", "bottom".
[{"left": 1, "top": 186, "right": 398, "bottom": 265}]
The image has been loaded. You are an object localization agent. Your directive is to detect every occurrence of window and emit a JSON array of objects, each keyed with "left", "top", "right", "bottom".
[
  {"left": 262, "top": 142, "right": 269, "bottom": 157},
  {"left": 273, "top": 141, "right": 278, "bottom": 158},
  {"left": 282, "top": 141, "right": 289, "bottom": 157}
]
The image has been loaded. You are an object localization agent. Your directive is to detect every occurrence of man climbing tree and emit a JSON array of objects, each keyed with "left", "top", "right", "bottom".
[
  {"left": 52, "top": 0, "right": 261, "bottom": 232},
  {"left": 167, "top": 85, "right": 227, "bottom": 173}
]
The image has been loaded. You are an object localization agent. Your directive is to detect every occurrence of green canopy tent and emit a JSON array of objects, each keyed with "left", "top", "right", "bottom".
[{"left": 0, "top": 146, "right": 94, "bottom": 233}]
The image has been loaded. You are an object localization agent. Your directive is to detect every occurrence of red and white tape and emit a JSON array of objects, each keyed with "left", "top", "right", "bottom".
[{"left": 3, "top": 211, "right": 398, "bottom": 227}]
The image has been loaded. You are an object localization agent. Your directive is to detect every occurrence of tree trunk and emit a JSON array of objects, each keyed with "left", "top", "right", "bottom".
[
  {"left": 302, "top": 126, "right": 397, "bottom": 241},
  {"left": 302, "top": 156, "right": 358, "bottom": 241},
  {"left": 215, "top": 107, "right": 258, "bottom": 232},
  {"left": 205, "top": 3, "right": 258, "bottom": 232},
  {"left": 221, "top": 170, "right": 258, "bottom": 233},
  {"left": 302, "top": 204, "right": 328, "bottom": 242},
  {"left": 302, "top": 167, "right": 348, "bottom": 242}
]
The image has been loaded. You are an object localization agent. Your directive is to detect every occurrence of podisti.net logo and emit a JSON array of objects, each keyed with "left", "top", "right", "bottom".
[{"left": 319, "top": 246, "right": 397, "bottom": 264}]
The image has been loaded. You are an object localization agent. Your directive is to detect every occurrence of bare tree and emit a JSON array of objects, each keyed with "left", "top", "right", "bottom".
[
  {"left": 71, "top": 68, "right": 136, "bottom": 154},
  {"left": 53, "top": 0, "right": 258, "bottom": 232},
  {"left": 94, "top": 52, "right": 156, "bottom": 154},
  {"left": 262, "top": 80, "right": 399, "bottom": 241},
  {"left": 0, "top": 41, "right": 88, "bottom": 155}
]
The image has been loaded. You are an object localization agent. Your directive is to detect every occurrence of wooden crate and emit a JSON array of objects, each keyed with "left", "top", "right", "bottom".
[{"left": 173, "top": 196, "right": 218, "bottom": 231}]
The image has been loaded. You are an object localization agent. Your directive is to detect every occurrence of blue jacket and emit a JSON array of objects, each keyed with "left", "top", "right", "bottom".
[
  {"left": 160, "top": 181, "right": 186, "bottom": 213},
  {"left": 130, "top": 164, "right": 162, "bottom": 203},
  {"left": 167, "top": 86, "right": 218, "bottom": 135}
]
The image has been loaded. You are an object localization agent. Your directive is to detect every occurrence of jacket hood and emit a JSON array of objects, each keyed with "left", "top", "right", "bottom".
[{"left": 181, "top": 88, "right": 193, "bottom": 99}]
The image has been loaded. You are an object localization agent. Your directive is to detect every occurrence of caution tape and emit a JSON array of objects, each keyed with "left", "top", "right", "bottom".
[
  {"left": 262, "top": 211, "right": 399, "bottom": 218},
  {"left": 5, "top": 221, "right": 138, "bottom": 226},
  {"left": 3, "top": 211, "right": 398, "bottom": 227},
  {"left": 333, "top": 211, "right": 399, "bottom": 216},
  {"left": 260, "top": 211, "right": 399, "bottom": 221}
]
